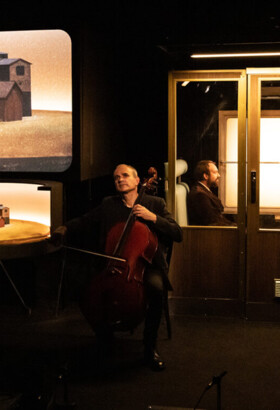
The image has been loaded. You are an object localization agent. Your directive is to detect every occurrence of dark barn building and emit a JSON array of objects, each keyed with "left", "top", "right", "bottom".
[
  {"left": 0, "top": 81, "right": 22, "bottom": 121},
  {"left": 0, "top": 54, "right": 31, "bottom": 117}
]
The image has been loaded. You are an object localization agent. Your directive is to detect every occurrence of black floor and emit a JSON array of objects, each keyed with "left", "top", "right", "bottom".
[
  {"left": 1, "top": 297, "right": 280, "bottom": 410},
  {"left": 0, "top": 253, "right": 279, "bottom": 409}
]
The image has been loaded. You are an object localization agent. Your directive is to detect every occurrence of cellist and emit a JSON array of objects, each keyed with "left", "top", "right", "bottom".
[{"left": 52, "top": 164, "right": 182, "bottom": 371}]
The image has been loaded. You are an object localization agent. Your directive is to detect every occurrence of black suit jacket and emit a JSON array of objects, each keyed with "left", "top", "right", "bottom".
[
  {"left": 187, "top": 182, "right": 235, "bottom": 226},
  {"left": 66, "top": 193, "right": 183, "bottom": 276}
]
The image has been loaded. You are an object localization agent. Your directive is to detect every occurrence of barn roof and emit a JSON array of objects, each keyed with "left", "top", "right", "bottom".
[
  {"left": 0, "top": 58, "right": 31, "bottom": 66},
  {"left": 0, "top": 81, "right": 22, "bottom": 99}
]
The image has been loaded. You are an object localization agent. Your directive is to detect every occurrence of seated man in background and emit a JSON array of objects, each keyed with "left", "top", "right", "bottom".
[{"left": 187, "top": 160, "right": 236, "bottom": 226}]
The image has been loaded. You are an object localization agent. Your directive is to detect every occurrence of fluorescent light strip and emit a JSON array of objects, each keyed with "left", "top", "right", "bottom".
[{"left": 191, "top": 52, "right": 280, "bottom": 58}]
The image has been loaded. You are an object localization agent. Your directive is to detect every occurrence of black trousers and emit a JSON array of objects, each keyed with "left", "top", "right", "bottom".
[
  {"left": 83, "top": 264, "right": 165, "bottom": 355},
  {"left": 143, "top": 268, "right": 165, "bottom": 351}
]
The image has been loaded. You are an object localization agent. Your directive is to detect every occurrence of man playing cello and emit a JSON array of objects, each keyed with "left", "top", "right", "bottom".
[{"left": 52, "top": 164, "right": 182, "bottom": 371}]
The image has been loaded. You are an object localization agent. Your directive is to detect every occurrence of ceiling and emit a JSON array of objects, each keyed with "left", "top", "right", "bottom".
[
  {"left": 2, "top": 2, "right": 280, "bottom": 69},
  {"left": 3, "top": 2, "right": 280, "bottom": 46}
]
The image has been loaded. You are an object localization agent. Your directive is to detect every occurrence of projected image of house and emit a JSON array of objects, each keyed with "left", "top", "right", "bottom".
[{"left": 0, "top": 52, "right": 31, "bottom": 121}]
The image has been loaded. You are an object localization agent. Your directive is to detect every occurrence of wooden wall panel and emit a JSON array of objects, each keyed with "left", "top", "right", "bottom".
[
  {"left": 169, "top": 227, "right": 239, "bottom": 300},
  {"left": 247, "top": 231, "right": 280, "bottom": 302}
]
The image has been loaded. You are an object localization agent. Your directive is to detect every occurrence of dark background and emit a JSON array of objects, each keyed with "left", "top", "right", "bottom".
[{"left": 2, "top": 1, "right": 280, "bottom": 219}]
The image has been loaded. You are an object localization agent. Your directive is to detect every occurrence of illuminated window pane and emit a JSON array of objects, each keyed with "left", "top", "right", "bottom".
[
  {"left": 259, "top": 81, "right": 280, "bottom": 228},
  {"left": 260, "top": 164, "right": 280, "bottom": 208},
  {"left": 260, "top": 118, "right": 280, "bottom": 162},
  {"left": 218, "top": 113, "right": 238, "bottom": 213},
  {"left": 225, "top": 163, "right": 238, "bottom": 208},
  {"left": 226, "top": 118, "right": 238, "bottom": 162},
  {"left": 221, "top": 113, "right": 280, "bottom": 219}
]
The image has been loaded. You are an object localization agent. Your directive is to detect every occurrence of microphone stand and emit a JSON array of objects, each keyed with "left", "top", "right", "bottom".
[{"left": 194, "top": 371, "right": 227, "bottom": 410}]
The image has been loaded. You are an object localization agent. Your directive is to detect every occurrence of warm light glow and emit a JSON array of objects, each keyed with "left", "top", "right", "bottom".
[
  {"left": 223, "top": 116, "right": 280, "bottom": 210},
  {"left": 0, "top": 30, "right": 72, "bottom": 172},
  {"left": 260, "top": 165, "right": 280, "bottom": 207},
  {"left": 260, "top": 118, "right": 280, "bottom": 207},
  {"left": 225, "top": 164, "right": 238, "bottom": 208},
  {"left": 0, "top": 30, "right": 72, "bottom": 112},
  {"left": 260, "top": 119, "right": 280, "bottom": 161},
  {"left": 226, "top": 118, "right": 238, "bottom": 162},
  {"left": 220, "top": 118, "right": 238, "bottom": 208},
  {"left": 181, "top": 81, "right": 189, "bottom": 87},
  {"left": 191, "top": 52, "right": 280, "bottom": 59},
  {"left": 0, "top": 183, "right": 50, "bottom": 226}
]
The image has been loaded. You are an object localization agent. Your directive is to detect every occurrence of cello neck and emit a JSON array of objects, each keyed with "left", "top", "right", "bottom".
[{"left": 112, "top": 183, "right": 147, "bottom": 257}]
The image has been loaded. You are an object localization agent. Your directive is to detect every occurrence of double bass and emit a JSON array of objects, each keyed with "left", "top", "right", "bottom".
[
  {"left": 143, "top": 166, "right": 159, "bottom": 195},
  {"left": 79, "top": 182, "right": 158, "bottom": 332}
]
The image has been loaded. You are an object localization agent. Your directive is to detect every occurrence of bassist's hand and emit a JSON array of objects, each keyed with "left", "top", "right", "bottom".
[
  {"left": 48, "top": 225, "right": 68, "bottom": 247},
  {"left": 132, "top": 204, "right": 157, "bottom": 223}
]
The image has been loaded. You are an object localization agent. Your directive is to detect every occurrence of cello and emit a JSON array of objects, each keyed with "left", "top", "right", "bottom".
[
  {"left": 79, "top": 182, "right": 158, "bottom": 332},
  {"left": 143, "top": 166, "right": 159, "bottom": 195}
]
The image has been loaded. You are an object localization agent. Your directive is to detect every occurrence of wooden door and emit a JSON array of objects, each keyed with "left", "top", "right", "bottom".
[
  {"left": 246, "top": 68, "right": 280, "bottom": 320},
  {"left": 167, "top": 70, "right": 247, "bottom": 317}
]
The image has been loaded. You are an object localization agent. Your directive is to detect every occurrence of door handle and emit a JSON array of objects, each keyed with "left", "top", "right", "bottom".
[{"left": 251, "top": 170, "right": 256, "bottom": 204}]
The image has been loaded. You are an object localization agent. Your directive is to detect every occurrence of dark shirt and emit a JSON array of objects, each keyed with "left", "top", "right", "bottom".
[
  {"left": 65, "top": 193, "right": 183, "bottom": 276},
  {"left": 187, "top": 182, "right": 235, "bottom": 226}
]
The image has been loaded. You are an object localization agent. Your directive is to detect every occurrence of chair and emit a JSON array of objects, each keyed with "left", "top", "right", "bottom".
[
  {"left": 162, "top": 159, "right": 188, "bottom": 338},
  {"left": 162, "top": 242, "right": 173, "bottom": 340},
  {"left": 164, "top": 159, "right": 189, "bottom": 226},
  {"left": 56, "top": 244, "right": 174, "bottom": 340}
]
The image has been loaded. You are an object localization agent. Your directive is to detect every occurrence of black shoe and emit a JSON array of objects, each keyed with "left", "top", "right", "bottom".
[{"left": 144, "top": 349, "right": 166, "bottom": 371}]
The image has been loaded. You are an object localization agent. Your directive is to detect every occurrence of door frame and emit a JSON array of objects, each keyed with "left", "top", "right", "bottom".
[
  {"left": 167, "top": 69, "right": 247, "bottom": 317},
  {"left": 246, "top": 68, "right": 280, "bottom": 320}
]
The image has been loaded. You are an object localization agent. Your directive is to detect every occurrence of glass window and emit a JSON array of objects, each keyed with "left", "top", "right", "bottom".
[
  {"left": 259, "top": 81, "right": 280, "bottom": 229},
  {"left": 16, "top": 65, "right": 24, "bottom": 76},
  {"left": 176, "top": 80, "right": 238, "bottom": 227}
]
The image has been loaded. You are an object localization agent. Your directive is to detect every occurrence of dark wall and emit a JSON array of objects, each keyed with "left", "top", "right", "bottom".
[
  {"left": 0, "top": 4, "right": 173, "bottom": 220},
  {"left": 64, "top": 8, "right": 172, "bottom": 218},
  {"left": 68, "top": 2, "right": 280, "bottom": 217},
  {"left": 2, "top": 3, "right": 280, "bottom": 219}
]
